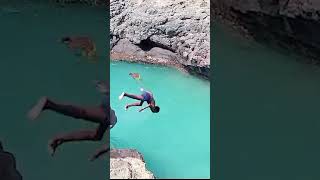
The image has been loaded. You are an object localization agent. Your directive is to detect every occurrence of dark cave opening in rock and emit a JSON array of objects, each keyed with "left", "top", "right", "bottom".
[{"left": 137, "top": 38, "right": 174, "bottom": 52}]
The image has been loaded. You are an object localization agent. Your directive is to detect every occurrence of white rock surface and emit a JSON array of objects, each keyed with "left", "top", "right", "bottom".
[{"left": 110, "top": 149, "right": 155, "bottom": 179}]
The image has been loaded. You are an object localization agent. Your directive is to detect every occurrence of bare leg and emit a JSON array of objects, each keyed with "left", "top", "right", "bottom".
[
  {"left": 123, "top": 93, "right": 144, "bottom": 101},
  {"left": 27, "top": 97, "right": 111, "bottom": 156},
  {"left": 27, "top": 97, "right": 108, "bottom": 124},
  {"left": 49, "top": 124, "right": 108, "bottom": 156},
  {"left": 45, "top": 99, "right": 107, "bottom": 123}
]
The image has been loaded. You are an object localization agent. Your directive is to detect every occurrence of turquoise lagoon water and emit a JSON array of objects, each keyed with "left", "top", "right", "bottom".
[{"left": 110, "top": 61, "right": 210, "bottom": 178}]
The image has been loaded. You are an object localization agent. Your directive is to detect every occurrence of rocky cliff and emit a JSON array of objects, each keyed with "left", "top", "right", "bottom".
[
  {"left": 110, "top": 0, "right": 210, "bottom": 78},
  {"left": 0, "top": 142, "right": 23, "bottom": 180},
  {"left": 110, "top": 149, "right": 155, "bottom": 179},
  {"left": 213, "top": 0, "right": 320, "bottom": 63}
]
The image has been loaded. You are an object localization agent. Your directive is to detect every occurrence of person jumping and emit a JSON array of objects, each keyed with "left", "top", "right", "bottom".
[
  {"left": 27, "top": 80, "right": 117, "bottom": 158},
  {"left": 118, "top": 89, "right": 160, "bottom": 113}
]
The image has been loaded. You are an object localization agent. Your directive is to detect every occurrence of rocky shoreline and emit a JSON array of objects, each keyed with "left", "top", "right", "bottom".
[
  {"left": 110, "top": 149, "right": 155, "bottom": 179},
  {"left": 110, "top": 0, "right": 210, "bottom": 79},
  {"left": 110, "top": 39, "right": 184, "bottom": 68}
]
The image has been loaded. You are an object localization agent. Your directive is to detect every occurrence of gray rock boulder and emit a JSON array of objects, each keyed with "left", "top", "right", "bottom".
[
  {"left": 110, "top": 0, "right": 210, "bottom": 77},
  {"left": 110, "top": 149, "right": 155, "bottom": 179}
]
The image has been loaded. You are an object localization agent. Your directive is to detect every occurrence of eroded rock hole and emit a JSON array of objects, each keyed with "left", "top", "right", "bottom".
[{"left": 137, "top": 38, "right": 174, "bottom": 52}]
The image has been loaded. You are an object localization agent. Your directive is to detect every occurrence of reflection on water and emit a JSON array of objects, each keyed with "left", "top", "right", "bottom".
[{"left": 110, "top": 61, "right": 210, "bottom": 178}]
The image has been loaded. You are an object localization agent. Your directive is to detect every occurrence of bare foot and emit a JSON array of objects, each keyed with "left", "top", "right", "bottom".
[
  {"left": 119, "top": 92, "right": 125, "bottom": 100},
  {"left": 48, "top": 139, "right": 63, "bottom": 157},
  {"left": 27, "top": 96, "right": 47, "bottom": 121}
]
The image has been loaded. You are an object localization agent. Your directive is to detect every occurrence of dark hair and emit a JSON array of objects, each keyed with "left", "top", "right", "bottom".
[
  {"left": 153, "top": 106, "right": 160, "bottom": 113},
  {"left": 61, "top": 37, "right": 71, "bottom": 43},
  {"left": 0, "top": 141, "right": 3, "bottom": 150}
]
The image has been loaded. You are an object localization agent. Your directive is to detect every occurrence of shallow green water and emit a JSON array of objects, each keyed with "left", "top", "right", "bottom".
[
  {"left": 214, "top": 23, "right": 320, "bottom": 179},
  {"left": 0, "top": 2, "right": 107, "bottom": 180},
  {"left": 110, "top": 62, "right": 210, "bottom": 178}
]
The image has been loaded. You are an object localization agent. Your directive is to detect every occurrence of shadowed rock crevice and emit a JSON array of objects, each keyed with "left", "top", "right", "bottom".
[{"left": 137, "top": 38, "right": 175, "bottom": 52}]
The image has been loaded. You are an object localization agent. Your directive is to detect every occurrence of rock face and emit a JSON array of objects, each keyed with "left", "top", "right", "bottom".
[
  {"left": 213, "top": 0, "right": 320, "bottom": 63},
  {"left": 110, "top": 0, "right": 210, "bottom": 78},
  {"left": 0, "top": 142, "right": 23, "bottom": 180},
  {"left": 110, "top": 149, "right": 155, "bottom": 179}
]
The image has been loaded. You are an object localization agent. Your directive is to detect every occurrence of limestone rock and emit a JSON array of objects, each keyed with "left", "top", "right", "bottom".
[{"left": 110, "top": 149, "right": 155, "bottom": 179}]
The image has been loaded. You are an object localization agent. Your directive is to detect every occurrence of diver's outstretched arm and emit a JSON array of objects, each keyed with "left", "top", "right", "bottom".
[
  {"left": 125, "top": 101, "right": 143, "bottom": 110},
  {"left": 139, "top": 104, "right": 150, "bottom": 112}
]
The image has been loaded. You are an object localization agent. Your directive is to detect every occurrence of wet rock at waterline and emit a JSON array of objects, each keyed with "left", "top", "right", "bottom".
[
  {"left": 111, "top": 39, "right": 180, "bottom": 67},
  {"left": 110, "top": 0, "right": 210, "bottom": 78}
]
